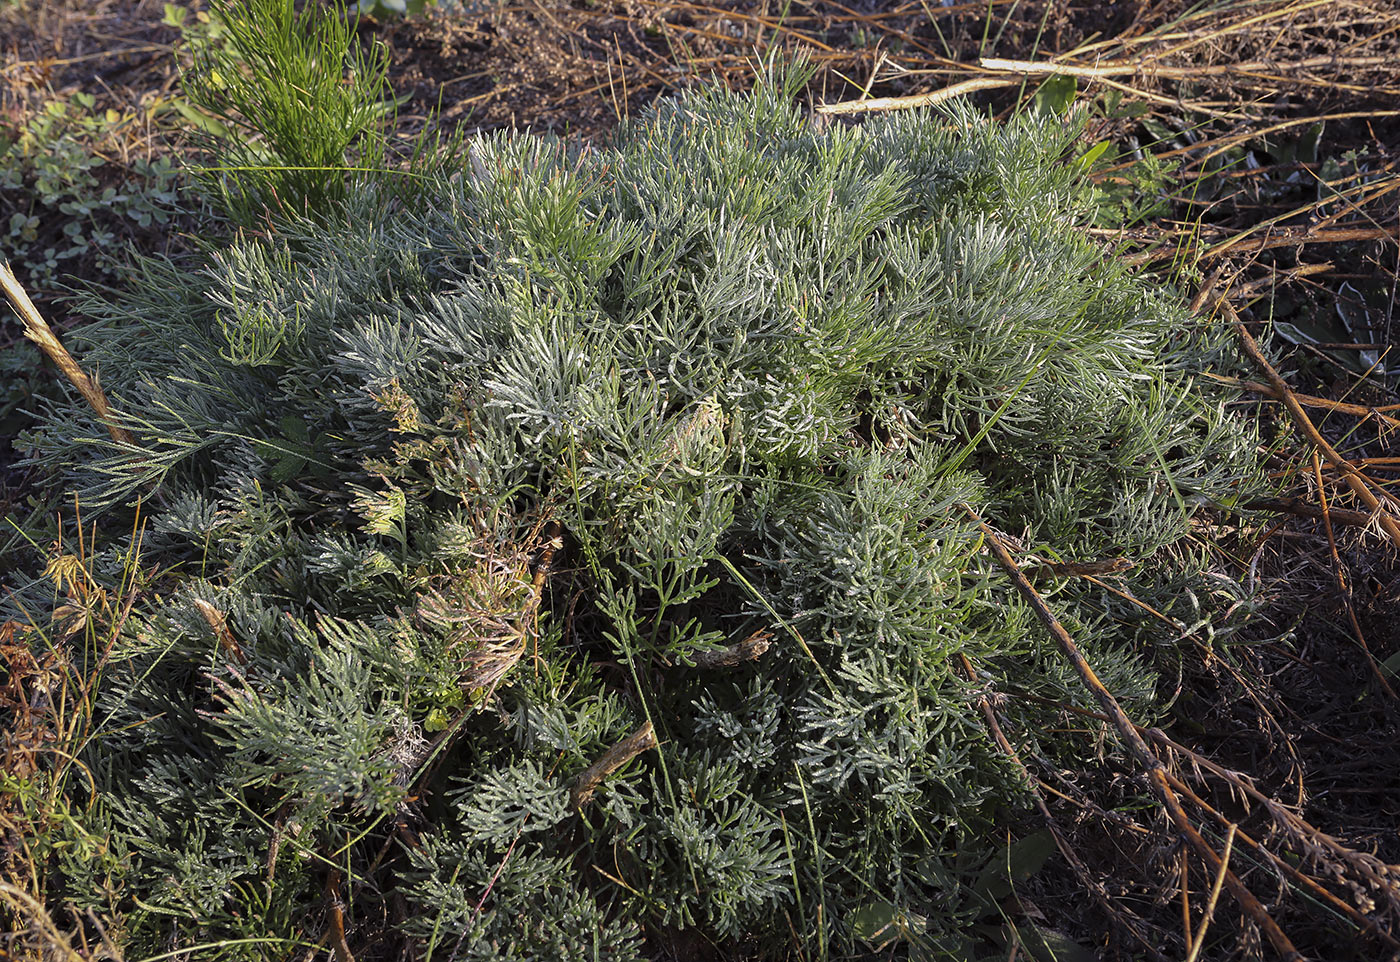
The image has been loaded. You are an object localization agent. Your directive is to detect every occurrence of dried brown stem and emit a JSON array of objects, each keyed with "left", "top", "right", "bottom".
[
  {"left": 1144, "top": 728, "right": 1400, "bottom": 914},
  {"left": 324, "top": 870, "right": 356, "bottom": 962},
  {"left": 1242, "top": 497, "right": 1375, "bottom": 528},
  {"left": 980, "top": 54, "right": 1397, "bottom": 81},
  {"left": 1024, "top": 557, "right": 1133, "bottom": 580},
  {"left": 1224, "top": 305, "right": 1400, "bottom": 550},
  {"left": 1205, "top": 373, "right": 1400, "bottom": 429},
  {"left": 1167, "top": 772, "right": 1400, "bottom": 950},
  {"left": 1008, "top": 680, "right": 1400, "bottom": 929},
  {"left": 962, "top": 504, "right": 1305, "bottom": 962},
  {"left": 570, "top": 721, "right": 659, "bottom": 809},
  {"left": 1, "top": 261, "right": 134, "bottom": 447}
]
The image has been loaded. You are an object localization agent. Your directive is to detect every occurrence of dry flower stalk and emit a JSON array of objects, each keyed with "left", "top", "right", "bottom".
[{"left": 1, "top": 261, "right": 134, "bottom": 447}]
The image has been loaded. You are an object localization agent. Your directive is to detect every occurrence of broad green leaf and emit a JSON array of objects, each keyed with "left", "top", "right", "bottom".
[{"left": 1034, "top": 75, "right": 1077, "bottom": 116}]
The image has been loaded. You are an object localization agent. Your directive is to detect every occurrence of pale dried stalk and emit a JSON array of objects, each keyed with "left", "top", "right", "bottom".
[
  {"left": 1, "top": 261, "right": 134, "bottom": 447},
  {"left": 1184, "top": 824, "right": 1237, "bottom": 962},
  {"left": 816, "top": 77, "right": 1016, "bottom": 114},
  {"left": 980, "top": 54, "right": 1395, "bottom": 81}
]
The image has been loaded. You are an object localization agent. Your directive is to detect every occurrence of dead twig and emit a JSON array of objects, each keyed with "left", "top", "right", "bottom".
[
  {"left": 1221, "top": 302, "right": 1400, "bottom": 550},
  {"left": 1204, "top": 373, "right": 1400, "bottom": 429},
  {"left": 1242, "top": 497, "right": 1375, "bottom": 528},
  {"left": 570, "top": 721, "right": 659, "bottom": 809},
  {"left": 324, "top": 870, "right": 356, "bottom": 962},
  {"left": 1012, "top": 687, "right": 1400, "bottom": 949},
  {"left": 961, "top": 503, "right": 1305, "bottom": 962},
  {"left": 1167, "top": 772, "right": 1400, "bottom": 950},
  {"left": 1, "top": 261, "right": 134, "bottom": 447},
  {"left": 980, "top": 53, "right": 1397, "bottom": 82}
]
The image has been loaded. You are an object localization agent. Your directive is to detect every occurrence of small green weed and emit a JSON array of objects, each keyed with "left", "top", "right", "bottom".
[
  {"left": 181, "top": 0, "right": 395, "bottom": 224},
  {"left": 0, "top": 95, "right": 181, "bottom": 292}
]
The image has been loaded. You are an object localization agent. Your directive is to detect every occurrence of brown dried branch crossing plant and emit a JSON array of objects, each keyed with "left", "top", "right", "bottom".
[{"left": 962, "top": 502, "right": 1306, "bottom": 961}]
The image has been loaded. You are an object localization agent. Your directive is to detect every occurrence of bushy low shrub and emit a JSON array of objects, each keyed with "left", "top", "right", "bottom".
[{"left": 12, "top": 64, "right": 1266, "bottom": 960}]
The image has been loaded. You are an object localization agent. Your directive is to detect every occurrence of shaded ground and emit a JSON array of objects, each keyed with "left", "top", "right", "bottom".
[{"left": 3, "top": 1, "right": 1399, "bottom": 959}]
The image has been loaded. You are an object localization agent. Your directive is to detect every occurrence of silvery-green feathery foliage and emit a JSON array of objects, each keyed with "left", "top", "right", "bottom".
[{"left": 15, "top": 66, "right": 1268, "bottom": 960}]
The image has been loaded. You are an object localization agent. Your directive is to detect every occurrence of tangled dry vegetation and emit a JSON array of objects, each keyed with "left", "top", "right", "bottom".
[{"left": 2, "top": 1, "right": 1399, "bottom": 960}]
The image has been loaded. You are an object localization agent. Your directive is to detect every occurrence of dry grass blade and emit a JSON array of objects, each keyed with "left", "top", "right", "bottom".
[{"left": 1184, "top": 824, "right": 1237, "bottom": 962}]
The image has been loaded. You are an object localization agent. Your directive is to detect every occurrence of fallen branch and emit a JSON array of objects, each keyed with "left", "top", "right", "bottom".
[{"left": 962, "top": 504, "right": 1305, "bottom": 962}]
